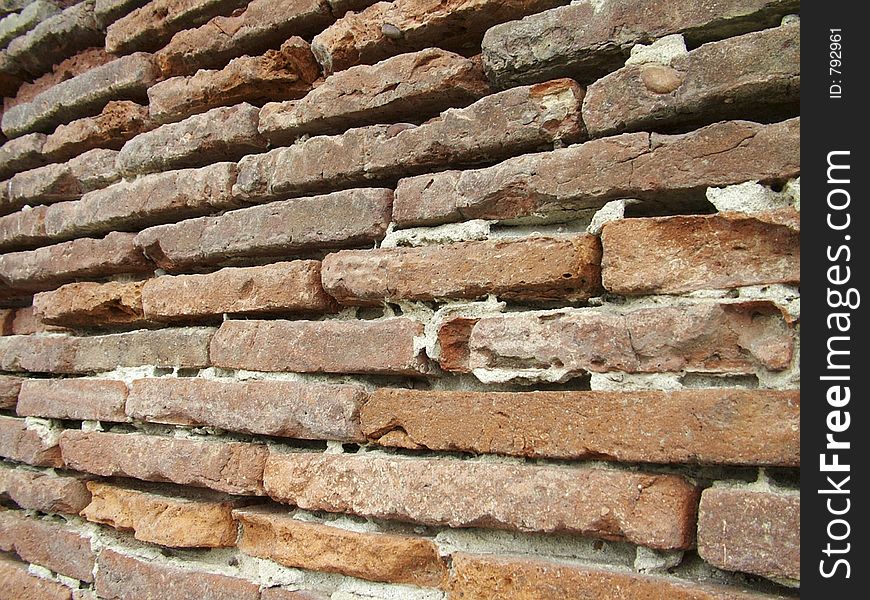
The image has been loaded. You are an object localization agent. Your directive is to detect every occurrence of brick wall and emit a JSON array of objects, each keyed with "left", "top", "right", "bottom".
[{"left": 0, "top": 1, "right": 800, "bottom": 598}]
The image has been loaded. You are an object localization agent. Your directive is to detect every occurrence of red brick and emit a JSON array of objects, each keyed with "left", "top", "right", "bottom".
[
  {"left": 362, "top": 388, "right": 800, "bottom": 466},
  {"left": 0, "top": 463, "right": 91, "bottom": 514},
  {"left": 0, "top": 231, "right": 151, "bottom": 292},
  {"left": 0, "top": 415, "right": 63, "bottom": 467},
  {"left": 33, "top": 281, "right": 146, "bottom": 328},
  {"left": 394, "top": 118, "right": 800, "bottom": 226},
  {"left": 7, "top": 148, "right": 119, "bottom": 209},
  {"left": 60, "top": 430, "right": 266, "bottom": 495},
  {"left": 95, "top": 549, "right": 260, "bottom": 600},
  {"left": 0, "top": 132, "right": 47, "bottom": 179},
  {"left": 322, "top": 235, "right": 602, "bottom": 305},
  {"left": 17, "top": 378, "right": 128, "bottom": 422},
  {"left": 311, "top": 0, "right": 564, "bottom": 74},
  {"left": 449, "top": 553, "right": 792, "bottom": 599},
  {"left": 601, "top": 210, "right": 800, "bottom": 294},
  {"left": 42, "top": 101, "right": 155, "bottom": 162},
  {"left": 446, "top": 301, "right": 794, "bottom": 380},
  {"left": 127, "top": 377, "right": 366, "bottom": 442},
  {"left": 0, "top": 510, "right": 95, "bottom": 582},
  {"left": 211, "top": 318, "right": 431, "bottom": 376},
  {"left": 0, "top": 373, "right": 21, "bottom": 408},
  {"left": 698, "top": 488, "right": 800, "bottom": 581},
  {"left": 235, "top": 505, "right": 448, "bottom": 587},
  {"left": 82, "top": 481, "right": 243, "bottom": 548},
  {"left": 264, "top": 451, "right": 699, "bottom": 549},
  {"left": 0, "top": 555, "right": 72, "bottom": 600},
  {"left": 135, "top": 189, "right": 392, "bottom": 271},
  {"left": 9, "top": 305, "right": 60, "bottom": 334},
  {"left": 4, "top": 47, "right": 113, "bottom": 110}
]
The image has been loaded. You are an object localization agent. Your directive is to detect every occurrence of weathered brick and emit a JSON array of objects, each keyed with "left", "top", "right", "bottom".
[
  {"left": 0, "top": 232, "right": 150, "bottom": 292},
  {"left": 4, "top": 0, "right": 102, "bottom": 79},
  {"left": 0, "top": 373, "right": 21, "bottom": 407},
  {"left": 116, "top": 103, "right": 267, "bottom": 176},
  {"left": 82, "top": 481, "right": 243, "bottom": 547},
  {"left": 0, "top": 510, "right": 95, "bottom": 582},
  {"left": 211, "top": 318, "right": 431, "bottom": 376},
  {"left": 0, "top": 1, "right": 60, "bottom": 49},
  {"left": 601, "top": 211, "right": 800, "bottom": 294},
  {"left": 698, "top": 488, "right": 800, "bottom": 581},
  {"left": 60, "top": 431, "right": 267, "bottom": 495},
  {"left": 394, "top": 118, "right": 800, "bottom": 226},
  {"left": 127, "top": 377, "right": 365, "bottom": 441},
  {"left": 141, "top": 261, "right": 335, "bottom": 321},
  {"left": 0, "top": 463, "right": 91, "bottom": 514},
  {"left": 0, "top": 555, "right": 73, "bottom": 600},
  {"left": 32, "top": 281, "right": 146, "bottom": 328},
  {"left": 42, "top": 101, "right": 155, "bottom": 162},
  {"left": 8, "top": 305, "right": 63, "bottom": 335},
  {"left": 311, "top": 0, "right": 564, "bottom": 75},
  {"left": 449, "top": 553, "right": 791, "bottom": 599},
  {"left": 0, "top": 307, "right": 12, "bottom": 333},
  {"left": 0, "top": 132, "right": 47, "bottom": 179},
  {"left": 96, "top": 549, "right": 261, "bottom": 600},
  {"left": 155, "top": 0, "right": 334, "bottom": 77},
  {"left": 95, "top": 0, "right": 150, "bottom": 27},
  {"left": 1, "top": 53, "right": 159, "bottom": 138},
  {"left": 445, "top": 301, "right": 793, "bottom": 381},
  {"left": 584, "top": 23, "right": 800, "bottom": 137},
  {"left": 105, "top": 0, "right": 248, "bottom": 55},
  {"left": 362, "top": 388, "right": 800, "bottom": 465},
  {"left": 322, "top": 235, "right": 602, "bottom": 305},
  {"left": 134, "top": 188, "right": 392, "bottom": 271},
  {"left": 265, "top": 452, "right": 698, "bottom": 549},
  {"left": 259, "top": 48, "right": 490, "bottom": 144},
  {"left": 43, "top": 162, "right": 238, "bottom": 241},
  {"left": 0, "top": 415, "right": 63, "bottom": 466},
  {"left": 16, "top": 378, "right": 128, "bottom": 422},
  {"left": 0, "top": 327, "right": 214, "bottom": 374},
  {"left": 234, "top": 79, "right": 584, "bottom": 202},
  {"left": 148, "top": 37, "right": 320, "bottom": 124},
  {"left": 0, "top": 204, "right": 46, "bottom": 251},
  {"left": 482, "top": 0, "right": 800, "bottom": 88},
  {"left": 235, "top": 505, "right": 448, "bottom": 587}
]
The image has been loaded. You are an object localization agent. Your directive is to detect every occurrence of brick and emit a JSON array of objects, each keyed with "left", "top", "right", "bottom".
[
  {"left": 9, "top": 305, "right": 63, "bottom": 334},
  {"left": 43, "top": 162, "right": 238, "bottom": 241},
  {"left": 259, "top": 48, "right": 490, "bottom": 144},
  {"left": 0, "top": 307, "right": 12, "bottom": 333},
  {"left": 155, "top": 0, "right": 333, "bottom": 77},
  {"left": 0, "top": 327, "right": 214, "bottom": 374},
  {"left": 128, "top": 377, "right": 365, "bottom": 441},
  {"left": 116, "top": 103, "right": 267, "bottom": 176},
  {"left": 2, "top": 53, "right": 159, "bottom": 138},
  {"left": 0, "top": 555, "right": 72, "bottom": 600},
  {"left": 33, "top": 281, "right": 146, "bottom": 328},
  {"left": 7, "top": 148, "right": 120, "bottom": 210},
  {"left": 449, "top": 553, "right": 791, "bottom": 599},
  {"left": 141, "top": 261, "right": 336, "bottom": 321},
  {"left": 0, "top": 1, "right": 60, "bottom": 48},
  {"left": 5, "top": 46, "right": 113, "bottom": 110},
  {"left": 105, "top": 0, "right": 248, "bottom": 55},
  {"left": 322, "top": 235, "right": 602, "bottom": 305},
  {"left": 235, "top": 505, "right": 448, "bottom": 587},
  {"left": 16, "top": 378, "right": 129, "bottom": 422},
  {"left": 0, "top": 510, "right": 95, "bottom": 582},
  {"left": 445, "top": 301, "right": 794, "bottom": 381},
  {"left": 4, "top": 0, "right": 102, "bottom": 79},
  {"left": 42, "top": 101, "right": 155, "bottom": 162},
  {"left": 394, "top": 118, "right": 800, "bottom": 226},
  {"left": 698, "top": 488, "right": 800, "bottom": 581},
  {"left": 601, "top": 211, "right": 800, "bottom": 294},
  {"left": 135, "top": 188, "right": 392, "bottom": 271},
  {"left": 148, "top": 37, "right": 320, "bottom": 124},
  {"left": 0, "top": 232, "right": 151, "bottom": 292},
  {"left": 0, "top": 373, "right": 21, "bottom": 407},
  {"left": 584, "top": 23, "right": 800, "bottom": 137},
  {"left": 82, "top": 481, "right": 243, "bottom": 547},
  {"left": 264, "top": 451, "right": 698, "bottom": 549},
  {"left": 0, "top": 463, "right": 91, "bottom": 514},
  {"left": 362, "top": 388, "right": 800, "bottom": 466},
  {"left": 0, "top": 132, "right": 47, "bottom": 179},
  {"left": 234, "top": 79, "right": 584, "bottom": 202},
  {"left": 482, "top": 0, "right": 800, "bottom": 88},
  {"left": 311, "top": 0, "right": 564, "bottom": 75},
  {"left": 211, "top": 318, "right": 431, "bottom": 376},
  {"left": 0, "top": 415, "right": 63, "bottom": 466},
  {"left": 60, "top": 431, "right": 267, "bottom": 495},
  {"left": 0, "top": 205, "right": 46, "bottom": 251},
  {"left": 95, "top": 549, "right": 261, "bottom": 600},
  {"left": 95, "top": 0, "right": 150, "bottom": 26}
]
